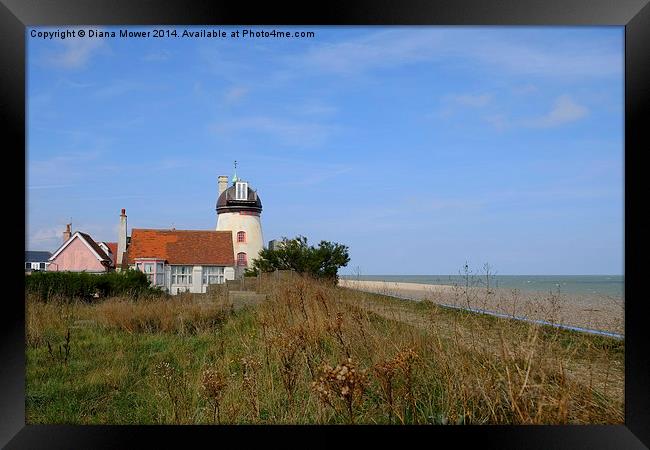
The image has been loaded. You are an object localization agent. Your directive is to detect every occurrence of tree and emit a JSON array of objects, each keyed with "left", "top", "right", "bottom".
[{"left": 246, "top": 236, "right": 350, "bottom": 282}]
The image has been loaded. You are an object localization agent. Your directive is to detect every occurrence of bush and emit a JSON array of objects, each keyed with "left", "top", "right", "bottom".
[
  {"left": 25, "top": 270, "right": 165, "bottom": 302},
  {"left": 249, "top": 236, "right": 350, "bottom": 282}
]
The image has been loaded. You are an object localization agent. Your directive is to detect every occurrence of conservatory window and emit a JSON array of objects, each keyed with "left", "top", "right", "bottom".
[
  {"left": 143, "top": 263, "right": 154, "bottom": 284},
  {"left": 171, "top": 265, "right": 193, "bottom": 285},
  {"left": 202, "top": 266, "right": 225, "bottom": 285},
  {"left": 155, "top": 263, "right": 164, "bottom": 285}
]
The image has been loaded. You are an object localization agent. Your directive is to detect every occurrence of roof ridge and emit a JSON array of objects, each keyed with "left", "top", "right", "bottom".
[
  {"left": 50, "top": 231, "right": 111, "bottom": 263},
  {"left": 76, "top": 232, "right": 111, "bottom": 261},
  {"left": 126, "top": 228, "right": 235, "bottom": 266}
]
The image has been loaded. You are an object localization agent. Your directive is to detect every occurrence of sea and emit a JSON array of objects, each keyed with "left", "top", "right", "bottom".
[{"left": 339, "top": 274, "right": 624, "bottom": 299}]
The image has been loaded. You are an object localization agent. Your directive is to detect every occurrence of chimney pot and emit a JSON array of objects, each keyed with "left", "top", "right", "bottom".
[
  {"left": 63, "top": 223, "right": 72, "bottom": 243},
  {"left": 117, "top": 209, "right": 128, "bottom": 271},
  {"left": 218, "top": 175, "right": 229, "bottom": 196}
]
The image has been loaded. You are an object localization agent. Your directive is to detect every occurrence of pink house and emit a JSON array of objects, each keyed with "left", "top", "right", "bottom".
[{"left": 48, "top": 225, "right": 116, "bottom": 273}]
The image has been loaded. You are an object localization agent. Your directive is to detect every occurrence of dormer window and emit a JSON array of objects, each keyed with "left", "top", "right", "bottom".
[{"left": 235, "top": 181, "right": 248, "bottom": 200}]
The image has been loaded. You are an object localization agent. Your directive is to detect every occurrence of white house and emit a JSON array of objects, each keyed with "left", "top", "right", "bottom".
[
  {"left": 118, "top": 227, "right": 236, "bottom": 294},
  {"left": 25, "top": 251, "right": 52, "bottom": 272}
]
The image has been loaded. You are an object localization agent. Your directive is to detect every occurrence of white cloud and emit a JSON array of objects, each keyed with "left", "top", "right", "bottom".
[
  {"left": 483, "top": 95, "right": 589, "bottom": 131},
  {"left": 199, "top": 47, "right": 259, "bottom": 82},
  {"left": 86, "top": 80, "right": 169, "bottom": 101},
  {"left": 450, "top": 93, "right": 493, "bottom": 108},
  {"left": 27, "top": 184, "right": 75, "bottom": 190},
  {"left": 270, "top": 166, "right": 352, "bottom": 187},
  {"left": 486, "top": 185, "right": 619, "bottom": 203},
  {"left": 193, "top": 81, "right": 204, "bottom": 96},
  {"left": 61, "top": 79, "right": 95, "bottom": 89},
  {"left": 152, "top": 158, "right": 190, "bottom": 171},
  {"left": 224, "top": 86, "right": 249, "bottom": 103},
  {"left": 143, "top": 50, "right": 171, "bottom": 62},
  {"left": 28, "top": 149, "right": 104, "bottom": 187},
  {"left": 484, "top": 114, "right": 510, "bottom": 131},
  {"left": 210, "top": 116, "right": 335, "bottom": 147},
  {"left": 437, "top": 92, "right": 493, "bottom": 120},
  {"left": 288, "top": 102, "right": 338, "bottom": 116},
  {"left": 525, "top": 95, "right": 589, "bottom": 128},
  {"left": 472, "top": 38, "right": 621, "bottom": 79},
  {"left": 512, "top": 84, "right": 539, "bottom": 95},
  {"left": 297, "top": 29, "right": 621, "bottom": 79},
  {"left": 29, "top": 226, "right": 63, "bottom": 245},
  {"left": 404, "top": 197, "right": 485, "bottom": 213},
  {"left": 92, "top": 80, "right": 141, "bottom": 99},
  {"left": 45, "top": 29, "right": 107, "bottom": 69},
  {"left": 299, "top": 30, "right": 444, "bottom": 75}
]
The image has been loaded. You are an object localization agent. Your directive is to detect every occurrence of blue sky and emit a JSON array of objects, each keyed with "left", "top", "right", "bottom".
[{"left": 26, "top": 26, "right": 624, "bottom": 275}]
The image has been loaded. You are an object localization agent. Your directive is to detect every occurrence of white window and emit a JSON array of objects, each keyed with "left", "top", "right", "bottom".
[
  {"left": 135, "top": 260, "right": 165, "bottom": 285},
  {"left": 202, "top": 266, "right": 225, "bottom": 285},
  {"left": 143, "top": 263, "right": 154, "bottom": 283},
  {"left": 155, "top": 263, "right": 164, "bottom": 285},
  {"left": 235, "top": 181, "right": 248, "bottom": 200},
  {"left": 171, "top": 265, "right": 193, "bottom": 285},
  {"left": 39, "top": 262, "right": 46, "bottom": 270},
  {"left": 25, "top": 262, "right": 31, "bottom": 269}
]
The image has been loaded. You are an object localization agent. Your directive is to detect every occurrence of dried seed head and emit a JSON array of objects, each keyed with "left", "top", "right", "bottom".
[
  {"left": 201, "top": 368, "right": 228, "bottom": 399},
  {"left": 154, "top": 361, "right": 175, "bottom": 381},
  {"left": 312, "top": 357, "right": 367, "bottom": 406}
]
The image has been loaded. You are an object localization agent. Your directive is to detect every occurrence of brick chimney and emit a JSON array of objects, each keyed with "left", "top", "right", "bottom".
[
  {"left": 62, "top": 223, "right": 72, "bottom": 242},
  {"left": 116, "top": 209, "right": 127, "bottom": 270},
  {"left": 218, "top": 175, "right": 228, "bottom": 196}
]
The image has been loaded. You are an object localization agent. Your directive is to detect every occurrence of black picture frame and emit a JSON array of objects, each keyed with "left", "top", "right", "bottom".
[{"left": 2, "top": 0, "right": 648, "bottom": 447}]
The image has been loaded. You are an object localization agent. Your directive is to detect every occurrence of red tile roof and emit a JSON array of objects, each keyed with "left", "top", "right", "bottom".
[
  {"left": 125, "top": 229, "right": 235, "bottom": 266},
  {"left": 106, "top": 242, "right": 118, "bottom": 256},
  {"left": 105, "top": 242, "right": 118, "bottom": 266}
]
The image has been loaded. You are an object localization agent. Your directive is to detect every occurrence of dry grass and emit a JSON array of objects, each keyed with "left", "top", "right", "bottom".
[
  {"left": 25, "top": 275, "right": 623, "bottom": 424},
  {"left": 27, "top": 291, "right": 231, "bottom": 339}
]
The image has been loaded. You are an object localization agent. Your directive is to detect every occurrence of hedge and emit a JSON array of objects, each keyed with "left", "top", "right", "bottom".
[{"left": 25, "top": 270, "right": 165, "bottom": 302}]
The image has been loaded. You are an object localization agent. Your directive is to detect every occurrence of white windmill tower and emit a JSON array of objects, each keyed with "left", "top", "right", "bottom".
[{"left": 216, "top": 161, "right": 264, "bottom": 275}]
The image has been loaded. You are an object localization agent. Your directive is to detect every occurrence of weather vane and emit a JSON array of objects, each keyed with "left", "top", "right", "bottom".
[{"left": 232, "top": 160, "right": 239, "bottom": 183}]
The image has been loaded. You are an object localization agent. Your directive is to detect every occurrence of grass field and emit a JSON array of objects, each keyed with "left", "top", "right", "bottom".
[{"left": 26, "top": 276, "right": 624, "bottom": 425}]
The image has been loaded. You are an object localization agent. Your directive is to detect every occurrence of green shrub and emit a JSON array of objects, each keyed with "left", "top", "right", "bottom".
[
  {"left": 249, "top": 236, "right": 350, "bottom": 282},
  {"left": 25, "top": 270, "right": 165, "bottom": 302}
]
